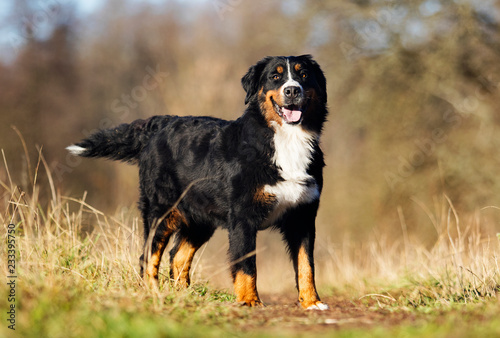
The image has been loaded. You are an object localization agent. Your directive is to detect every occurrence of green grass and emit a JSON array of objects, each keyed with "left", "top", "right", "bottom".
[
  {"left": 2, "top": 155, "right": 500, "bottom": 337},
  {"left": 3, "top": 270, "right": 499, "bottom": 338},
  {"left": 12, "top": 281, "right": 239, "bottom": 338}
]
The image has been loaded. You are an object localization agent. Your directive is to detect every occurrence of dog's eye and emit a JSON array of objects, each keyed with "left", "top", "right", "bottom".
[
  {"left": 272, "top": 74, "right": 281, "bottom": 81},
  {"left": 300, "top": 71, "right": 308, "bottom": 79}
]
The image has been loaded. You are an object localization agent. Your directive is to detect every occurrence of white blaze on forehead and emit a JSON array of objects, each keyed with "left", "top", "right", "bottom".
[{"left": 280, "top": 59, "right": 302, "bottom": 95}]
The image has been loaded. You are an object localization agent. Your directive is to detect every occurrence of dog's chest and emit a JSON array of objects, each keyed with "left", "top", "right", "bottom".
[{"left": 261, "top": 124, "right": 320, "bottom": 227}]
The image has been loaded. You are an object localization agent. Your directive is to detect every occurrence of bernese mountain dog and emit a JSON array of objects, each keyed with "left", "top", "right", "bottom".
[{"left": 67, "top": 55, "right": 329, "bottom": 310}]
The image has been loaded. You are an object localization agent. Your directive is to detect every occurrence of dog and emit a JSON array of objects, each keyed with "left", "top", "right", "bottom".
[{"left": 67, "top": 55, "right": 329, "bottom": 310}]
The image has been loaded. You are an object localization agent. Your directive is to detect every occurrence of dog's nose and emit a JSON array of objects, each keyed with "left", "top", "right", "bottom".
[{"left": 284, "top": 86, "right": 302, "bottom": 99}]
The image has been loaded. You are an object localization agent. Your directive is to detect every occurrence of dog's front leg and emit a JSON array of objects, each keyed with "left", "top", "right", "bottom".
[
  {"left": 282, "top": 206, "right": 329, "bottom": 310},
  {"left": 228, "top": 220, "right": 263, "bottom": 307},
  {"left": 293, "top": 238, "right": 328, "bottom": 310}
]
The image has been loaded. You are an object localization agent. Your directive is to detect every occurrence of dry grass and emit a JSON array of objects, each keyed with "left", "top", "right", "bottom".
[
  {"left": 1, "top": 149, "right": 500, "bottom": 337},
  {"left": 316, "top": 198, "right": 500, "bottom": 306}
]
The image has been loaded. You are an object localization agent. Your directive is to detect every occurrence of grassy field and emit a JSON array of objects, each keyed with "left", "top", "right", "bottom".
[{"left": 2, "top": 154, "right": 500, "bottom": 338}]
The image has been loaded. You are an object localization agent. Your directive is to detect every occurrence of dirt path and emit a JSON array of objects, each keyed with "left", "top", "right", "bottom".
[{"left": 228, "top": 294, "right": 417, "bottom": 334}]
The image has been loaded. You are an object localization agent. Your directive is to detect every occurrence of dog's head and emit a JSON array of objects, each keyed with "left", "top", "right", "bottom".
[{"left": 241, "top": 55, "right": 327, "bottom": 131}]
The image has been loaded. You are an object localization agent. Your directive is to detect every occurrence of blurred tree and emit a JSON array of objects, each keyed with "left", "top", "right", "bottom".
[{"left": 1, "top": 0, "right": 499, "bottom": 241}]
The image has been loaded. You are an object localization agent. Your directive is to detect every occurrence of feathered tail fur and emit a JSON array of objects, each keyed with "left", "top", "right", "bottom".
[{"left": 67, "top": 115, "right": 171, "bottom": 163}]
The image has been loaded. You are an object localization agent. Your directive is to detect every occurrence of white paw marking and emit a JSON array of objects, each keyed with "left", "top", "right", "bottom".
[{"left": 307, "top": 302, "right": 329, "bottom": 311}]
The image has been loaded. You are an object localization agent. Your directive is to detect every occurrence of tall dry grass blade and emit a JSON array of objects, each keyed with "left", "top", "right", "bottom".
[
  {"left": 37, "top": 146, "right": 57, "bottom": 203},
  {"left": 359, "top": 293, "right": 396, "bottom": 302},
  {"left": 2, "top": 149, "right": 13, "bottom": 191},
  {"left": 480, "top": 206, "right": 500, "bottom": 211},
  {"left": 411, "top": 196, "right": 440, "bottom": 235},
  {"left": 444, "top": 194, "right": 461, "bottom": 252},
  {"left": 191, "top": 242, "right": 208, "bottom": 283},
  {"left": 62, "top": 196, "right": 105, "bottom": 216},
  {"left": 31, "top": 149, "right": 42, "bottom": 229},
  {"left": 7, "top": 190, "right": 25, "bottom": 225},
  {"left": 397, "top": 205, "right": 409, "bottom": 265},
  {"left": 12, "top": 126, "right": 34, "bottom": 187},
  {"left": 31, "top": 147, "right": 42, "bottom": 190},
  {"left": 205, "top": 248, "right": 265, "bottom": 281}
]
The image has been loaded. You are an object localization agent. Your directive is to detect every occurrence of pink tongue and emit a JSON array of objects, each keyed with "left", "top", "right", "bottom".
[{"left": 281, "top": 108, "right": 302, "bottom": 123}]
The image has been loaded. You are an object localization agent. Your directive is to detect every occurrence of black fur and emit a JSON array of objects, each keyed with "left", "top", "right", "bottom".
[
  {"left": 74, "top": 116, "right": 174, "bottom": 163},
  {"left": 69, "top": 55, "right": 329, "bottom": 309}
]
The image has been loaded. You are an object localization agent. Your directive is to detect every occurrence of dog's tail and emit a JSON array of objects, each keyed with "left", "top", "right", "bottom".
[{"left": 66, "top": 115, "right": 171, "bottom": 163}]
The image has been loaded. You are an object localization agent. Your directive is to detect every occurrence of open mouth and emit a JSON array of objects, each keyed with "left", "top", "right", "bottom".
[{"left": 271, "top": 97, "right": 309, "bottom": 124}]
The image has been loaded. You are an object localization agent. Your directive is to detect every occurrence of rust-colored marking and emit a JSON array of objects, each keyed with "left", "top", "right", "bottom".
[
  {"left": 259, "top": 87, "right": 283, "bottom": 127},
  {"left": 234, "top": 271, "right": 262, "bottom": 306},
  {"left": 277, "top": 66, "right": 284, "bottom": 74},
  {"left": 144, "top": 208, "right": 185, "bottom": 283},
  {"left": 253, "top": 187, "right": 276, "bottom": 205},
  {"left": 294, "top": 63, "right": 302, "bottom": 72},
  {"left": 297, "top": 245, "right": 321, "bottom": 309},
  {"left": 145, "top": 247, "right": 164, "bottom": 286},
  {"left": 171, "top": 239, "right": 197, "bottom": 287},
  {"left": 166, "top": 208, "right": 186, "bottom": 231}
]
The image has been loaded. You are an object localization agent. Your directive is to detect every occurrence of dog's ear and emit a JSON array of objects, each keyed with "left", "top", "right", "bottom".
[
  {"left": 300, "top": 54, "right": 327, "bottom": 102},
  {"left": 241, "top": 57, "right": 270, "bottom": 105}
]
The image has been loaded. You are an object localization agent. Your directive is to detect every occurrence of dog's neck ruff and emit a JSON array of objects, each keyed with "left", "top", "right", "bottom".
[{"left": 261, "top": 122, "right": 320, "bottom": 228}]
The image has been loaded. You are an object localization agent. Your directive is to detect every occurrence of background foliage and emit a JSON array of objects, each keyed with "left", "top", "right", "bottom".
[{"left": 2, "top": 0, "right": 500, "bottom": 242}]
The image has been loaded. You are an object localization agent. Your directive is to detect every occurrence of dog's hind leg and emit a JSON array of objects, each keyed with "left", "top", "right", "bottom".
[
  {"left": 140, "top": 208, "right": 184, "bottom": 288},
  {"left": 169, "top": 225, "right": 215, "bottom": 287}
]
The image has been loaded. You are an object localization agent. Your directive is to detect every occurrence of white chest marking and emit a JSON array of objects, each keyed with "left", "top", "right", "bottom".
[{"left": 262, "top": 123, "right": 320, "bottom": 227}]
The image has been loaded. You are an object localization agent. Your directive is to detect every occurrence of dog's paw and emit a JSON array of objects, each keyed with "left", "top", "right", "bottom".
[
  {"left": 303, "top": 301, "right": 329, "bottom": 311},
  {"left": 143, "top": 277, "right": 159, "bottom": 290},
  {"left": 238, "top": 299, "right": 265, "bottom": 307}
]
